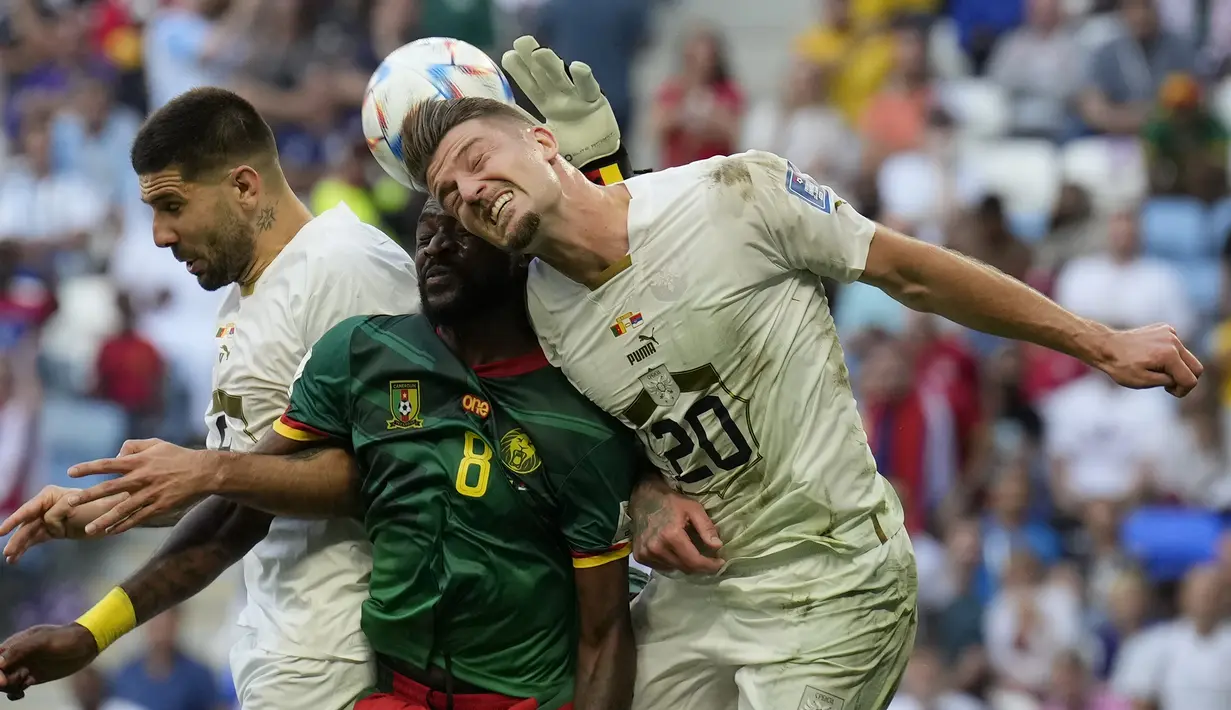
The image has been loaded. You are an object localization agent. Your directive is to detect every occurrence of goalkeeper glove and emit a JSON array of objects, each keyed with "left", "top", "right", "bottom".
[{"left": 501, "top": 35, "right": 632, "bottom": 185}]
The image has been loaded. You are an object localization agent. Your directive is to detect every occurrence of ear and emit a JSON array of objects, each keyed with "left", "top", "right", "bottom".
[
  {"left": 529, "top": 125, "right": 559, "bottom": 164},
  {"left": 230, "top": 165, "right": 262, "bottom": 210}
]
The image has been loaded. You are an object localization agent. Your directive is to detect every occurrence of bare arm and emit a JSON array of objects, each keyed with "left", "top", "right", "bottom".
[
  {"left": 573, "top": 558, "right": 636, "bottom": 710},
  {"left": 861, "top": 226, "right": 1108, "bottom": 365},
  {"left": 64, "top": 431, "right": 360, "bottom": 535},
  {"left": 211, "top": 436, "right": 360, "bottom": 519},
  {"left": 857, "top": 225, "right": 1201, "bottom": 394},
  {"left": 121, "top": 496, "right": 270, "bottom": 623}
]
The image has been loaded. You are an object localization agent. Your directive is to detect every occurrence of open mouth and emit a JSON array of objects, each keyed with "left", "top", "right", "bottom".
[{"left": 488, "top": 191, "right": 512, "bottom": 227}]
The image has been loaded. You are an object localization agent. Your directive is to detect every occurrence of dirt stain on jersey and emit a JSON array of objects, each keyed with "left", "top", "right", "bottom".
[{"left": 709, "top": 158, "right": 755, "bottom": 216}]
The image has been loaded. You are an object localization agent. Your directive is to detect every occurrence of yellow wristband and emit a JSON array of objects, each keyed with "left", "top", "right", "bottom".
[{"left": 75, "top": 587, "right": 137, "bottom": 652}]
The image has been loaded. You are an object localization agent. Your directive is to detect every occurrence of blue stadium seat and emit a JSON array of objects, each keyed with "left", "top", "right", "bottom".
[
  {"left": 1009, "top": 211, "right": 1049, "bottom": 244},
  {"left": 37, "top": 396, "right": 127, "bottom": 490},
  {"left": 1176, "top": 260, "right": 1223, "bottom": 317},
  {"left": 1140, "top": 197, "right": 1207, "bottom": 260},
  {"left": 1121, "top": 507, "right": 1221, "bottom": 582},
  {"left": 1208, "top": 198, "right": 1231, "bottom": 255}
]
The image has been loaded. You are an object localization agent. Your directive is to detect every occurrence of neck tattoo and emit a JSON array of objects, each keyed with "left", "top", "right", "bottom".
[{"left": 255, "top": 203, "right": 277, "bottom": 233}]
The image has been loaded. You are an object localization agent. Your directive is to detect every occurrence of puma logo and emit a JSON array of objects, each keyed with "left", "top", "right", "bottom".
[{"left": 637, "top": 330, "right": 658, "bottom": 347}]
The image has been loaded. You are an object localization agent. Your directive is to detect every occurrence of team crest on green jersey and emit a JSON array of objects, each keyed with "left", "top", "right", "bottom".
[
  {"left": 387, "top": 380, "right": 424, "bottom": 429},
  {"left": 500, "top": 429, "right": 541, "bottom": 474}
]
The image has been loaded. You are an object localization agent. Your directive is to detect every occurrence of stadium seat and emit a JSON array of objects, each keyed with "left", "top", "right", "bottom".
[
  {"left": 964, "top": 139, "right": 1060, "bottom": 217},
  {"left": 1121, "top": 507, "right": 1221, "bottom": 582},
  {"left": 941, "top": 79, "right": 1010, "bottom": 138},
  {"left": 1208, "top": 197, "right": 1231, "bottom": 254},
  {"left": 1140, "top": 197, "right": 1207, "bottom": 260},
  {"left": 1176, "top": 260, "right": 1223, "bottom": 317},
  {"left": 1008, "top": 211, "right": 1050, "bottom": 244},
  {"left": 1060, "top": 137, "right": 1148, "bottom": 210},
  {"left": 38, "top": 396, "right": 127, "bottom": 489}
]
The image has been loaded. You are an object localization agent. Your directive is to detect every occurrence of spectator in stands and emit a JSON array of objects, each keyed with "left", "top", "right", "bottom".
[
  {"left": 986, "top": 0, "right": 1082, "bottom": 142},
  {"left": 1099, "top": 568, "right": 1156, "bottom": 680},
  {"left": 1075, "top": 500, "right": 1137, "bottom": 629},
  {"left": 0, "top": 240, "right": 56, "bottom": 352},
  {"left": 0, "top": 109, "right": 108, "bottom": 275},
  {"left": 1053, "top": 208, "right": 1195, "bottom": 340},
  {"left": 984, "top": 547, "right": 1086, "bottom": 699},
  {"left": 110, "top": 608, "right": 225, "bottom": 710},
  {"left": 1032, "top": 183, "right": 1104, "bottom": 279},
  {"left": 859, "top": 336, "right": 958, "bottom": 533},
  {"left": 905, "top": 312, "right": 982, "bottom": 477},
  {"left": 1143, "top": 72, "right": 1229, "bottom": 201},
  {"left": 0, "top": 345, "right": 39, "bottom": 519},
  {"left": 50, "top": 63, "right": 143, "bottom": 209},
  {"left": 534, "top": 0, "right": 650, "bottom": 136},
  {"left": 916, "top": 516, "right": 992, "bottom": 664},
  {"left": 1079, "top": 0, "right": 1196, "bottom": 136},
  {"left": 1041, "top": 365, "right": 1177, "bottom": 513},
  {"left": 1112, "top": 565, "right": 1231, "bottom": 710},
  {"left": 1158, "top": 383, "right": 1231, "bottom": 507},
  {"left": 652, "top": 23, "right": 744, "bottom": 168},
  {"left": 142, "top": 0, "right": 257, "bottom": 111},
  {"left": 981, "top": 464, "right": 1062, "bottom": 591},
  {"left": 859, "top": 17, "right": 936, "bottom": 167},
  {"left": 946, "top": 0, "right": 1026, "bottom": 74},
  {"left": 887, "top": 645, "right": 985, "bottom": 710},
  {"left": 948, "top": 195, "right": 1033, "bottom": 282},
  {"left": 93, "top": 291, "right": 165, "bottom": 441},
  {"left": 793, "top": 0, "right": 896, "bottom": 126},
  {"left": 71, "top": 666, "right": 150, "bottom": 710},
  {"left": 740, "top": 57, "right": 860, "bottom": 199},
  {"left": 1042, "top": 650, "right": 1130, "bottom": 710}
]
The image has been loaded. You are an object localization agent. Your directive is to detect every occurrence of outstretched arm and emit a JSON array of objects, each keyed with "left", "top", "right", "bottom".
[
  {"left": 858, "top": 226, "right": 1202, "bottom": 395},
  {"left": 62, "top": 432, "right": 359, "bottom": 534}
]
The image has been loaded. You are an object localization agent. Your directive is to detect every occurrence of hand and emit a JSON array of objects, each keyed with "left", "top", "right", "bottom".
[
  {"left": 630, "top": 475, "right": 723, "bottom": 574},
  {"left": 1094, "top": 324, "right": 1203, "bottom": 397},
  {"left": 0, "top": 486, "right": 84, "bottom": 564},
  {"left": 64, "top": 439, "right": 216, "bottom": 535},
  {"left": 0, "top": 624, "right": 99, "bottom": 695},
  {"left": 501, "top": 35, "right": 621, "bottom": 168}
]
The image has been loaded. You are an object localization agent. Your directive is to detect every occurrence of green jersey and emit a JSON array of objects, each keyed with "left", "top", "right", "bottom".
[{"left": 274, "top": 314, "right": 638, "bottom": 706}]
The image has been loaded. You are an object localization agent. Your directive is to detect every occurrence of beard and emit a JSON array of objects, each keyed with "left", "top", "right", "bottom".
[
  {"left": 195, "top": 206, "right": 257, "bottom": 291},
  {"left": 504, "top": 210, "right": 541, "bottom": 254}
]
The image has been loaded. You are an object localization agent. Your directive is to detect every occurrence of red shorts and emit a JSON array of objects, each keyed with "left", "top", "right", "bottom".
[{"left": 354, "top": 671, "right": 574, "bottom": 710}]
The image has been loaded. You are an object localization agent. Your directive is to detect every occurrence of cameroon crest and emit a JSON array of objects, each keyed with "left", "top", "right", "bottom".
[
  {"left": 387, "top": 380, "right": 424, "bottom": 429},
  {"left": 500, "top": 428, "right": 541, "bottom": 475}
]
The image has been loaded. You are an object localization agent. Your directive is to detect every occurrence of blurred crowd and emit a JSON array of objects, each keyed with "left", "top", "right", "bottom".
[{"left": 3, "top": 0, "right": 1231, "bottom": 709}]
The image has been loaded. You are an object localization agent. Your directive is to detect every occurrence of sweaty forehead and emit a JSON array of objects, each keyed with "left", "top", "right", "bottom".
[{"left": 138, "top": 170, "right": 189, "bottom": 202}]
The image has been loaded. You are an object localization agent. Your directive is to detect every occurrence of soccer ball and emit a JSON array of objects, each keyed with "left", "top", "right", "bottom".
[{"left": 362, "top": 37, "right": 516, "bottom": 190}]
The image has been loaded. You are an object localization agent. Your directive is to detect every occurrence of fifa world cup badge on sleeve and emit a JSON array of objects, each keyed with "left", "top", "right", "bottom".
[
  {"left": 387, "top": 380, "right": 424, "bottom": 429},
  {"left": 785, "top": 162, "right": 833, "bottom": 214}
]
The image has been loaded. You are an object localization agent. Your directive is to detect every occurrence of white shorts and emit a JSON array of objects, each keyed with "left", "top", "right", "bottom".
[
  {"left": 229, "top": 629, "right": 375, "bottom": 710},
  {"left": 631, "top": 527, "right": 918, "bottom": 710}
]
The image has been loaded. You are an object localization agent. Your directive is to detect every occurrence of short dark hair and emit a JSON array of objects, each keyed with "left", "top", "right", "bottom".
[
  {"left": 130, "top": 87, "right": 278, "bottom": 180},
  {"left": 400, "top": 97, "right": 534, "bottom": 190}
]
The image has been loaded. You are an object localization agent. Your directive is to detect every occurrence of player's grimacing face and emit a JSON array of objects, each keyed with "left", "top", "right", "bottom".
[
  {"left": 426, "top": 119, "right": 561, "bottom": 255},
  {"left": 414, "top": 198, "right": 525, "bottom": 324},
  {"left": 139, "top": 169, "right": 257, "bottom": 292}
]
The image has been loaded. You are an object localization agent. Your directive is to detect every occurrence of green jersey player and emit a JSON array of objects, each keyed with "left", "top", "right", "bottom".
[{"left": 0, "top": 199, "right": 639, "bottom": 710}]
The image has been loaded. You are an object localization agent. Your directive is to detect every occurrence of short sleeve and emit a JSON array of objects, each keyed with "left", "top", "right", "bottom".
[
  {"left": 300, "top": 233, "right": 419, "bottom": 347},
  {"left": 745, "top": 151, "right": 877, "bottom": 282},
  {"left": 274, "top": 317, "right": 362, "bottom": 443},
  {"left": 557, "top": 430, "right": 640, "bottom": 568}
]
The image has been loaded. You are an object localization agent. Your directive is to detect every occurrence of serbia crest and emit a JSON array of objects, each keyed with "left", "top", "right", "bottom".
[{"left": 387, "top": 380, "right": 424, "bottom": 429}]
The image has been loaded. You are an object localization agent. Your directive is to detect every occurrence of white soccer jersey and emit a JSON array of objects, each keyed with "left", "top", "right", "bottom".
[
  {"left": 527, "top": 151, "right": 904, "bottom": 568},
  {"left": 206, "top": 204, "right": 419, "bottom": 661}
]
